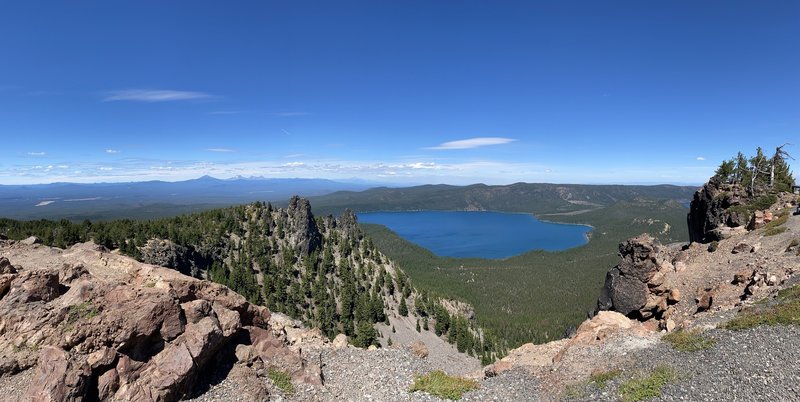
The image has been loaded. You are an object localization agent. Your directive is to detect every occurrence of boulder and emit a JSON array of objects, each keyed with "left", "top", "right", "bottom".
[
  {"left": 748, "top": 211, "right": 767, "bottom": 230},
  {"left": 21, "top": 236, "right": 42, "bottom": 245},
  {"left": 667, "top": 288, "right": 681, "bottom": 303},
  {"left": 332, "top": 334, "right": 349, "bottom": 349},
  {"left": 0, "top": 257, "right": 16, "bottom": 274},
  {"left": 598, "top": 235, "right": 669, "bottom": 319},
  {"left": 23, "top": 346, "right": 90, "bottom": 402},
  {"left": 696, "top": 288, "right": 715, "bottom": 312},
  {"left": 140, "top": 239, "right": 205, "bottom": 277},
  {"left": 5, "top": 270, "right": 61, "bottom": 303},
  {"left": 410, "top": 340, "right": 429, "bottom": 358},
  {"left": 484, "top": 361, "right": 512, "bottom": 378},
  {"left": 732, "top": 242, "right": 754, "bottom": 254},
  {"left": 733, "top": 269, "right": 752, "bottom": 285},
  {"left": 97, "top": 368, "right": 120, "bottom": 400}
]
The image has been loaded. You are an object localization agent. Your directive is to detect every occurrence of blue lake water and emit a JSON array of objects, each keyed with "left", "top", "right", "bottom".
[{"left": 358, "top": 211, "right": 591, "bottom": 259}]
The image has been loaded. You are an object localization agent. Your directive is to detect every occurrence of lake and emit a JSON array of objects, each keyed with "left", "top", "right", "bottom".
[{"left": 358, "top": 211, "right": 591, "bottom": 259}]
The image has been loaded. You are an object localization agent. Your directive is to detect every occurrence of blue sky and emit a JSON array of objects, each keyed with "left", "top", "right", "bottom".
[{"left": 1, "top": 1, "right": 797, "bottom": 185}]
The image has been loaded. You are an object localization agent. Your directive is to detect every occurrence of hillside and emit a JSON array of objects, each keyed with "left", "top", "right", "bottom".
[
  {"left": 0, "top": 197, "right": 496, "bottom": 361},
  {"left": 362, "top": 199, "right": 689, "bottom": 350},
  {"left": 480, "top": 183, "right": 800, "bottom": 401},
  {"left": 309, "top": 182, "right": 697, "bottom": 215},
  {"left": 0, "top": 176, "right": 376, "bottom": 221}
]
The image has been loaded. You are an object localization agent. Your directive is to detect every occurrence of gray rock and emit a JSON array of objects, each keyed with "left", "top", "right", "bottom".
[
  {"left": 21, "top": 236, "right": 42, "bottom": 245},
  {"left": 286, "top": 196, "right": 322, "bottom": 255}
]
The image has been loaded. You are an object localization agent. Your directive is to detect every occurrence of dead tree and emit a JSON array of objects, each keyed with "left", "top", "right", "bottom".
[{"left": 770, "top": 143, "right": 793, "bottom": 188}]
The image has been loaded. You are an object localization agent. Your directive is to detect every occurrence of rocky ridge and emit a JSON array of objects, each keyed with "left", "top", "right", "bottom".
[{"left": 0, "top": 240, "right": 323, "bottom": 401}]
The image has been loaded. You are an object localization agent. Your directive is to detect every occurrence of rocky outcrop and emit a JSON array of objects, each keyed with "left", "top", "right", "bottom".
[
  {"left": 597, "top": 234, "right": 679, "bottom": 321},
  {"left": 0, "top": 240, "right": 322, "bottom": 402},
  {"left": 336, "top": 208, "right": 361, "bottom": 240},
  {"left": 687, "top": 179, "right": 748, "bottom": 243},
  {"left": 286, "top": 196, "right": 322, "bottom": 255},
  {"left": 140, "top": 239, "right": 206, "bottom": 278}
]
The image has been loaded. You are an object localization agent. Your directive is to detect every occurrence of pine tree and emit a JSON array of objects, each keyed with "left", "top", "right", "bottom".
[
  {"left": 398, "top": 298, "right": 408, "bottom": 316},
  {"left": 354, "top": 321, "right": 378, "bottom": 348},
  {"left": 416, "top": 319, "right": 421, "bottom": 332}
]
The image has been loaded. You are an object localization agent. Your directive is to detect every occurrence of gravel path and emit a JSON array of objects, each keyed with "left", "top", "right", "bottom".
[{"left": 571, "top": 325, "right": 800, "bottom": 402}]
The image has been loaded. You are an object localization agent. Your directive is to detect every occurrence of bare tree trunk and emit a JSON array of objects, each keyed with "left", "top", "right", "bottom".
[{"left": 770, "top": 163, "right": 775, "bottom": 188}]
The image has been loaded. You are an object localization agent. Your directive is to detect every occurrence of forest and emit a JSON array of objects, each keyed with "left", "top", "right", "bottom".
[{"left": 0, "top": 199, "right": 500, "bottom": 363}]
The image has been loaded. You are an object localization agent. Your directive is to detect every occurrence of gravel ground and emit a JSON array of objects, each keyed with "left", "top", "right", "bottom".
[
  {"left": 461, "top": 368, "right": 541, "bottom": 402},
  {"left": 0, "top": 369, "right": 34, "bottom": 402},
  {"left": 315, "top": 347, "right": 444, "bottom": 402},
  {"left": 570, "top": 325, "right": 800, "bottom": 402}
]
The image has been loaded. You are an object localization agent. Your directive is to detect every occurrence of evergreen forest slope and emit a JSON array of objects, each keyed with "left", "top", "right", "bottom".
[{"left": 362, "top": 199, "right": 690, "bottom": 350}]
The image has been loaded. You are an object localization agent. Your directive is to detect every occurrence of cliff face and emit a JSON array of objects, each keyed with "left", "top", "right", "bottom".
[{"left": 687, "top": 178, "right": 749, "bottom": 243}]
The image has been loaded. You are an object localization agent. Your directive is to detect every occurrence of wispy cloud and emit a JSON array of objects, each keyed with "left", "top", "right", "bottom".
[
  {"left": 104, "top": 89, "right": 215, "bottom": 102},
  {"left": 206, "top": 148, "right": 236, "bottom": 153},
  {"left": 27, "top": 151, "right": 46, "bottom": 156},
  {"left": 210, "top": 110, "right": 245, "bottom": 115},
  {"left": 426, "top": 137, "right": 517, "bottom": 150},
  {"left": 696, "top": 156, "right": 705, "bottom": 161},
  {"left": 105, "top": 149, "right": 120, "bottom": 154},
  {"left": 272, "top": 112, "right": 310, "bottom": 117}
]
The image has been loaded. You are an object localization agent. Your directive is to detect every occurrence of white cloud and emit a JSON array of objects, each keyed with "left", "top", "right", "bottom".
[
  {"left": 206, "top": 148, "right": 236, "bottom": 153},
  {"left": 28, "top": 151, "right": 46, "bottom": 156},
  {"left": 282, "top": 162, "right": 305, "bottom": 167},
  {"left": 98, "top": 167, "right": 113, "bottom": 171},
  {"left": 696, "top": 156, "right": 705, "bottom": 161},
  {"left": 426, "top": 137, "right": 517, "bottom": 150},
  {"left": 106, "top": 149, "right": 120, "bottom": 154},
  {"left": 104, "top": 89, "right": 214, "bottom": 102}
]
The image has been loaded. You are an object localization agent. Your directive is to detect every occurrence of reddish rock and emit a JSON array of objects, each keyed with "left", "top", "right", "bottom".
[
  {"left": 97, "top": 368, "right": 120, "bottom": 400},
  {"left": 7, "top": 271, "right": 61, "bottom": 303},
  {"left": 23, "top": 346, "right": 90, "bottom": 402},
  {"left": 733, "top": 269, "right": 752, "bottom": 285},
  {"left": 2, "top": 240, "right": 320, "bottom": 402},
  {"left": 696, "top": 289, "right": 715, "bottom": 312}
]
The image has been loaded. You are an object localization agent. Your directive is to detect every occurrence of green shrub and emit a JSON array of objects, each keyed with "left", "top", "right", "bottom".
[
  {"left": 729, "top": 194, "right": 778, "bottom": 217},
  {"left": 590, "top": 368, "right": 621, "bottom": 388},
  {"left": 662, "top": 329, "right": 716, "bottom": 352},
  {"left": 707, "top": 241, "right": 719, "bottom": 252},
  {"left": 724, "top": 285, "right": 800, "bottom": 330},
  {"left": 619, "top": 365, "right": 677, "bottom": 402},
  {"left": 764, "top": 214, "right": 789, "bottom": 230},
  {"left": 67, "top": 302, "right": 99, "bottom": 324},
  {"left": 764, "top": 226, "right": 788, "bottom": 236},
  {"left": 267, "top": 368, "right": 294, "bottom": 394},
  {"left": 409, "top": 370, "right": 479, "bottom": 400}
]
